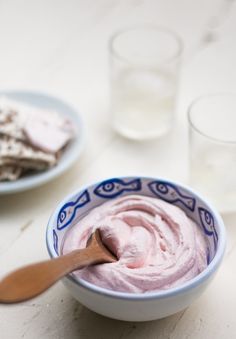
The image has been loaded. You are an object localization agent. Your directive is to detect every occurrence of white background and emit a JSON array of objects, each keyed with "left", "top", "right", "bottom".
[{"left": 0, "top": 0, "right": 235, "bottom": 338}]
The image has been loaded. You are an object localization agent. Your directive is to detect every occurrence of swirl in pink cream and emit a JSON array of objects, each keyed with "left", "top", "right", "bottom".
[{"left": 63, "top": 195, "right": 208, "bottom": 293}]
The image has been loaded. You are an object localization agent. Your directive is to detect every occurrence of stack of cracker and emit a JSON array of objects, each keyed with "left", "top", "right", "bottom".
[{"left": 0, "top": 97, "right": 75, "bottom": 181}]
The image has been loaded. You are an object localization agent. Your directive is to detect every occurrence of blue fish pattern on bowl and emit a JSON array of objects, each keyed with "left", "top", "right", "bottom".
[
  {"left": 53, "top": 229, "right": 59, "bottom": 255},
  {"left": 148, "top": 180, "right": 196, "bottom": 212},
  {"left": 57, "top": 190, "right": 90, "bottom": 230},
  {"left": 93, "top": 178, "right": 142, "bottom": 199},
  {"left": 51, "top": 177, "right": 220, "bottom": 264},
  {"left": 198, "top": 207, "right": 218, "bottom": 251}
]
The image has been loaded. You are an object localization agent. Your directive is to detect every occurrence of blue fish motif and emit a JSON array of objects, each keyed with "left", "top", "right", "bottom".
[
  {"left": 53, "top": 229, "right": 59, "bottom": 255},
  {"left": 148, "top": 181, "right": 196, "bottom": 212},
  {"left": 198, "top": 207, "right": 218, "bottom": 250},
  {"left": 93, "top": 178, "right": 142, "bottom": 199},
  {"left": 57, "top": 190, "right": 90, "bottom": 230}
]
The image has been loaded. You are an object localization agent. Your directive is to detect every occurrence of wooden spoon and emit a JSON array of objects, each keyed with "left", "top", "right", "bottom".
[{"left": 0, "top": 229, "right": 117, "bottom": 304}]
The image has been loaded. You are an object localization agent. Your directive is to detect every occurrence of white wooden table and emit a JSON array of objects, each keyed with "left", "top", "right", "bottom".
[{"left": 0, "top": 1, "right": 236, "bottom": 338}]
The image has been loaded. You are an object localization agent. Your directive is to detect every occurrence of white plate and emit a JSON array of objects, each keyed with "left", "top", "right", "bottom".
[{"left": 0, "top": 91, "right": 85, "bottom": 194}]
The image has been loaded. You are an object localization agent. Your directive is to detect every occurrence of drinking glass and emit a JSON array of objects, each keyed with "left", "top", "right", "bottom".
[
  {"left": 188, "top": 93, "right": 236, "bottom": 212},
  {"left": 109, "top": 25, "right": 183, "bottom": 140}
]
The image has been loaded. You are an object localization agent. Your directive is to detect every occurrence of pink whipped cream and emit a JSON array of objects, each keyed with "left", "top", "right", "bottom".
[{"left": 63, "top": 195, "right": 208, "bottom": 293}]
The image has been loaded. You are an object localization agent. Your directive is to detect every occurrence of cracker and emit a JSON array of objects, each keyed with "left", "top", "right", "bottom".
[
  {"left": 0, "top": 165, "right": 22, "bottom": 181},
  {"left": 0, "top": 135, "right": 57, "bottom": 170},
  {"left": 0, "top": 96, "right": 74, "bottom": 181},
  {"left": 0, "top": 96, "right": 75, "bottom": 148},
  {"left": 0, "top": 97, "right": 27, "bottom": 141}
]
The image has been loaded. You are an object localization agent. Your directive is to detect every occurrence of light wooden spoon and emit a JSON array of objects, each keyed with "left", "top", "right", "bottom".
[{"left": 0, "top": 229, "right": 117, "bottom": 304}]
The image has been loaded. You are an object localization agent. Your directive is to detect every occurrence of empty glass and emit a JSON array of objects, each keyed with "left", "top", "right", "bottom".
[
  {"left": 109, "top": 25, "right": 183, "bottom": 140},
  {"left": 188, "top": 93, "right": 236, "bottom": 212}
]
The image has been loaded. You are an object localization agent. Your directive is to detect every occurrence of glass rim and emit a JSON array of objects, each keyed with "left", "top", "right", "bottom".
[
  {"left": 109, "top": 24, "right": 183, "bottom": 66},
  {"left": 188, "top": 92, "right": 236, "bottom": 144}
]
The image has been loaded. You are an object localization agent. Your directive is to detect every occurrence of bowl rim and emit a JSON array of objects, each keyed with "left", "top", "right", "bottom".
[{"left": 46, "top": 176, "right": 226, "bottom": 301}]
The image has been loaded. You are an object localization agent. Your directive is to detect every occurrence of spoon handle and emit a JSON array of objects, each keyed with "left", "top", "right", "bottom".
[{"left": 0, "top": 247, "right": 99, "bottom": 304}]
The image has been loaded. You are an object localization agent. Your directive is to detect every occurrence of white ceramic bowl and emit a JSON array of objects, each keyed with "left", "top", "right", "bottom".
[{"left": 46, "top": 176, "right": 226, "bottom": 321}]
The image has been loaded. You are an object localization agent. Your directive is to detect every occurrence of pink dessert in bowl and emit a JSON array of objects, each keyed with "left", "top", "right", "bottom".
[
  {"left": 46, "top": 177, "right": 226, "bottom": 321},
  {"left": 63, "top": 195, "right": 208, "bottom": 293}
]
